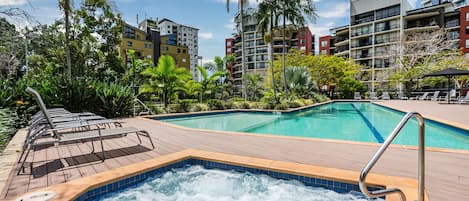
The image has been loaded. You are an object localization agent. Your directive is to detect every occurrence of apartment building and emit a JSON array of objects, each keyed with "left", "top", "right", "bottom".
[
  {"left": 119, "top": 21, "right": 190, "bottom": 71},
  {"left": 160, "top": 34, "right": 190, "bottom": 70},
  {"left": 320, "top": 0, "right": 467, "bottom": 91},
  {"left": 119, "top": 23, "right": 155, "bottom": 63},
  {"left": 421, "top": 0, "right": 467, "bottom": 8},
  {"left": 226, "top": 8, "right": 315, "bottom": 95},
  {"left": 158, "top": 18, "right": 199, "bottom": 80}
]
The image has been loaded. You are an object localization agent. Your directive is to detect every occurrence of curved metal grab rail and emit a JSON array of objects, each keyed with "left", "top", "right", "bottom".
[{"left": 359, "top": 112, "right": 425, "bottom": 201}]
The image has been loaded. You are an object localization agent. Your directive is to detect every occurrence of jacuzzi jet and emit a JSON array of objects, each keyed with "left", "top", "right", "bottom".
[{"left": 15, "top": 191, "right": 56, "bottom": 201}]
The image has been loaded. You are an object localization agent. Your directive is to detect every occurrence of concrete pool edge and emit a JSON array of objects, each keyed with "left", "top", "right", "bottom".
[
  {"left": 371, "top": 101, "right": 469, "bottom": 132},
  {"left": 143, "top": 101, "right": 469, "bottom": 155},
  {"left": 13, "top": 149, "right": 427, "bottom": 201}
]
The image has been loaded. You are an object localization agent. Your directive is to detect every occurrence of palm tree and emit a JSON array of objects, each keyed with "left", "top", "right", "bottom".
[
  {"left": 197, "top": 66, "right": 224, "bottom": 102},
  {"left": 226, "top": 0, "right": 248, "bottom": 100},
  {"left": 279, "top": 0, "right": 317, "bottom": 96},
  {"left": 256, "top": 0, "right": 279, "bottom": 103},
  {"left": 246, "top": 73, "right": 264, "bottom": 101},
  {"left": 140, "top": 55, "right": 191, "bottom": 107},
  {"left": 285, "top": 66, "right": 317, "bottom": 99},
  {"left": 59, "top": 0, "right": 72, "bottom": 80}
]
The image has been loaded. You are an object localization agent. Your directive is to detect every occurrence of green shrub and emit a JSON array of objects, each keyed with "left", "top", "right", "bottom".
[
  {"left": 312, "top": 93, "right": 330, "bottom": 103},
  {"left": 208, "top": 99, "right": 225, "bottom": 110},
  {"left": 190, "top": 103, "right": 209, "bottom": 112},
  {"left": 231, "top": 102, "right": 241, "bottom": 109},
  {"left": 168, "top": 104, "right": 185, "bottom": 113},
  {"left": 338, "top": 77, "right": 365, "bottom": 99},
  {"left": 239, "top": 101, "right": 250, "bottom": 109},
  {"left": 148, "top": 104, "right": 166, "bottom": 114},
  {"left": 274, "top": 102, "right": 289, "bottom": 110},
  {"left": 288, "top": 100, "right": 305, "bottom": 108},
  {"left": 248, "top": 102, "right": 259, "bottom": 109},
  {"left": 232, "top": 97, "right": 245, "bottom": 102},
  {"left": 179, "top": 99, "right": 197, "bottom": 112},
  {"left": 299, "top": 99, "right": 314, "bottom": 106},
  {"left": 95, "top": 82, "right": 135, "bottom": 118},
  {"left": 223, "top": 100, "right": 234, "bottom": 109}
]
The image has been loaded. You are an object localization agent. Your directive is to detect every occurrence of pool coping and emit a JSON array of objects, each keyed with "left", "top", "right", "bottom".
[
  {"left": 13, "top": 149, "right": 428, "bottom": 201},
  {"left": 142, "top": 100, "right": 469, "bottom": 155}
]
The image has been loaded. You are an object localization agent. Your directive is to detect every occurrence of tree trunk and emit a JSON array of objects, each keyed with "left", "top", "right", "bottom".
[
  {"left": 282, "top": 12, "right": 288, "bottom": 97},
  {"left": 270, "top": 11, "right": 278, "bottom": 103},
  {"left": 240, "top": 4, "right": 247, "bottom": 100},
  {"left": 64, "top": 0, "right": 72, "bottom": 81}
]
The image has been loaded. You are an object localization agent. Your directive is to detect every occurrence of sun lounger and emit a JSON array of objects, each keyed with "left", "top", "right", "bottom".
[
  {"left": 369, "top": 92, "right": 378, "bottom": 100},
  {"left": 17, "top": 88, "right": 155, "bottom": 174},
  {"left": 381, "top": 92, "right": 390, "bottom": 100},
  {"left": 397, "top": 91, "right": 408, "bottom": 100},
  {"left": 419, "top": 92, "right": 430, "bottom": 101},
  {"left": 430, "top": 91, "right": 440, "bottom": 101},
  {"left": 458, "top": 92, "right": 469, "bottom": 104},
  {"left": 354, "top": 92, "right": 361, "bottom": 100}
]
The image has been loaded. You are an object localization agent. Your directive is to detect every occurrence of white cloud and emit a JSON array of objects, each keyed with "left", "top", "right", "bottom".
[
  {"left": 317, "top": 3, "right": 349, "bottom": 18},
  {"left": 0, "top": 0, "right": 28, "bottom": 6},
  {"left": 200, "top": 32, "right": 214, "bottom": 39}
]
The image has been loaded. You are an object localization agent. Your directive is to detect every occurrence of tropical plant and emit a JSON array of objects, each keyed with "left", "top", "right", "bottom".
[
  {"left": 181, "top": 80, "right": 202, "bottom": 99},
  {"left": 246, "top": 73, "right": 264, "bottom": 101},
  {"left": 140, "top": 55, "right": 191, "bottom": 107},
  {"left": 278, "top": 0, "right": 317, "bottom": 96},
  {"left": 197, "top": 66, "right": 224, "bottom": 102},
  {"left": 214, "top": 56, "right": 225, "bottom": 72},
  {"left": 95, "top": 82, "right": 134, "bottom": 118},
  {"left": 284, "top": 66, "right": 317, "bottom": 99},
  {"left": 226, "top": 0, "right": 248, "bottom": 99}
]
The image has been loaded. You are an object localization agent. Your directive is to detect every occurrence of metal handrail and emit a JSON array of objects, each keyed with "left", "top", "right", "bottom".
[
  {"left": 133, "top": 98, "right": 152, "bottom": 116},
  {"left": 359, "top": 112, "right": 425, "bottom": 201}
]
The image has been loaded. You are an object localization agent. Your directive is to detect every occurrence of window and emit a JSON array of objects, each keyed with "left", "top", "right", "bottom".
[
  {"left": 177, "top": 48, "right": 181, "bottom": 53},
  {"left": 320, "top": 49, "right": 327, "bottom": 54},
  {"left": 127, "top": 41, "right": 133, "bottom": 47},
  {"left": 466, "top": 12, "right": 469, "bottom": 21},
  {"left": 466, "top": 39, "right": 469, "bottom": 49},
  {"left": 182, "top": 49, "right": 186, "bottom": 53},
  {"left": 321, "top": 40, "right": 328, "bottom": 47},
  {"left": 466, "top": 26, "right": 469, "bottom": 35}
]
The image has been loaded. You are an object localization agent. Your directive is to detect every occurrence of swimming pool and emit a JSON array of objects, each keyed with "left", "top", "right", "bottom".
[{"left": 157, "top": 102, "right": 469, "bottom": 150}]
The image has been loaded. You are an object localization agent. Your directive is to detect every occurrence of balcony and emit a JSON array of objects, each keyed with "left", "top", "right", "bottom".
[{"left": 335, "top": 39, "right": 349, "bottom": 46}]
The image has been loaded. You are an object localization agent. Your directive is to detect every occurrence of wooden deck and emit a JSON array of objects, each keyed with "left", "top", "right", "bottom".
[{"left": 2, "top": 102, "right": 469, "bottom": 201}]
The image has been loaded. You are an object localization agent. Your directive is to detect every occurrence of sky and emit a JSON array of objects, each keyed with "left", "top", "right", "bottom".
[{"left": 1, "top": 0, "right": 422, "bottom": 63}]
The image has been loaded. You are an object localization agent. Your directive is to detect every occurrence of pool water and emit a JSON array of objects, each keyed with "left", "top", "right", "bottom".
[
  {"left": 161, "top": 102, "right": 469, "bottom": 150},
  {"left": 100, "top": 165, "right": 382, "bottom": 201}
]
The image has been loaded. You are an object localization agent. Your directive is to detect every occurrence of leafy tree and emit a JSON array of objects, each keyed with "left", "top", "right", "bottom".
[
  {"left": 74, "top": 0, "right": 123, "bottom": 79},
  {"left": 140, "top": 55, "right": 191, "bottom": 107},
  {"left": 197, "top": 66, "right": 224, "bottom": 102},
  {"left": 0, "top": 18, "right": 24, "bottom": 75},
  {"left": 338, "top": 77, "right": 365, "bottom": 99}
]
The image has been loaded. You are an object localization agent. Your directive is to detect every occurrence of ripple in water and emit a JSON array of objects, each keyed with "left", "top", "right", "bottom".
[{"left": 101, "top": 165, "right": 383, "bottom": 201}]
